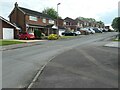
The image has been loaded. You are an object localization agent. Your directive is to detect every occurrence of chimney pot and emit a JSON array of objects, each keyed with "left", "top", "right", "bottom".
[{"left": 15, "top": 2, "right": 18, "bottom": 7}]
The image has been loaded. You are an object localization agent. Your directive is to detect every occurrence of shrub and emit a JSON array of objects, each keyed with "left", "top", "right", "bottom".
[
  {"left": 48, "top": 34, "right": 59, "bottom": 40},
  {"left": 34, "top": 30, "right": 42, "bottom": 39}
]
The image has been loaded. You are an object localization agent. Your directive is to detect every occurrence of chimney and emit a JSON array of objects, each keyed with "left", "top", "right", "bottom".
[{"left": 15, "top": 2, "right": 18, "bottom": 7}]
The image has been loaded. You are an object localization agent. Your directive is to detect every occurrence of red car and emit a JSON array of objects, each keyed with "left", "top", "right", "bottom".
[{"left": 18, "top": 32, "right": 35, "bottom": 40}]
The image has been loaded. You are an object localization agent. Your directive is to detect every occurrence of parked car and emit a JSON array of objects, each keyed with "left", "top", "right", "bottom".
[
  {"left": 62, "top": 31, "right": 77, "bottom": 36},
  {"left": 86, "top": 27, "right": 95, "bottom": 34},
  {"left": 18, "top": 32, "right": 35, "bottom": 40},
  {"left": 74, "top": 31, "right": 81, "bottom": 35},
  {"left": 80, "top": 28, "right": 90, "bottom": 35},
  {"left": 89, "top": 28, "right": 95, "bottom": 34},
  {"left": 92, "top": 27, "right": 102, "bottom": 33},
  {"left": 103, "top": 28, "right": 108, "bottom": 32}
]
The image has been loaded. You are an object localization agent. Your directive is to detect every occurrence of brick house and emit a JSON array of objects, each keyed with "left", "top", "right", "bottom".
[
  {"left": 64, "top": 17, "right": 78, "bottom": 32},
  {"left": 9, "top": 2, "right": 57, "bottom": 37},
  {"left": 75, "top": 18, "right": 85, "bottom": 28},
  {"left": 75, "top": 18, "right": 102, "bottom": 28},
  {"left": 0, "top": 16, "right": 19, "bottom": 39}
]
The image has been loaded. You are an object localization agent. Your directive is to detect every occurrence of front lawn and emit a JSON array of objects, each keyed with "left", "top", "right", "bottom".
[{"left": 0, "top": 40, "right": 25, "bottom": 46}]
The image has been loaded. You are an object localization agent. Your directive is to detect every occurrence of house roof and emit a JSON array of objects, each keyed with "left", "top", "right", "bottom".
[
  {"left": 0, "top": 16, "right": 20, "bottom": 30},
  {"left": 64, "top": 17, "right": 77, "bottom": 25},
  {"left": 64, "top": 17, "right": 75, "bottom": 22},
  {"left": 75, "top": 18, "right": 84, "bottom": 23},
  {"left": 19, "top": 7, "right": 55, "bottom": 20}
]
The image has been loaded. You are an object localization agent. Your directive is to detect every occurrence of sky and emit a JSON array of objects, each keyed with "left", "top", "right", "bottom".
[{"left": 0, "top": 0, "right": 119, "bottom": 25}]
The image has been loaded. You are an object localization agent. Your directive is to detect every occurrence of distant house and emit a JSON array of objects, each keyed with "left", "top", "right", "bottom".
[
  {"left": 75, "top": 18, "right": 104, "bottom": 28},
  {"left": 0, "top": 16, "right": 20, "bottom": 39},
  {"left": 9, "top": 2, "right": 57, "bottom": 37},
  {"left": 64, "top": 17, "right": 78, "bottom": 32},
  {"left": 75, "top": 18, "right": 84, "bottom": 28}
]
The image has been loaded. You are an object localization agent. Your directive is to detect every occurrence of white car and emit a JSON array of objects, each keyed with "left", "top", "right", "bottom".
[
  {"left": 75, "top": 31, "right": 81, "bottom": 35},
  {"left": 89, "top": 28, "right": 95, "bottom": 34},
  {"left": 85, "top": 27, "right": 95, "bottom": 34}
]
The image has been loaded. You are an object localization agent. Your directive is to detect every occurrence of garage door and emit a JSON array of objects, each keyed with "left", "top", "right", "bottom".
[
  {"left": 59, "top": 29, "right": 65, "bottom": 36},
  {"left": 3, "top": 28, "right": 14, "bottom": 39}
]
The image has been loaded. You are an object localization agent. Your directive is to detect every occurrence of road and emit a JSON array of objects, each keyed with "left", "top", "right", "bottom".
[
  {"left": 32, "top": 38, "right": 118, "bottom": 88},
  {"left": 2, "top": 32, "right": 118, "bottom": 88}
]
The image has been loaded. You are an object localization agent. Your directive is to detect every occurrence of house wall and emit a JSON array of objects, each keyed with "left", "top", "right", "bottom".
[
  {"left": 57, "top": 19, "right": 64, "bottom": 27},
  {"left": 64, "top": 21, "right": 77, "bottom": 31},
  {"left": 9, "top": 8, "right": 17, "bottom": 24},
  {"left": 10, "top": 7, "right": 25, "bottom": 32},
  {"left": 17, "top": 8, "right": 26, "bottom": 31}
]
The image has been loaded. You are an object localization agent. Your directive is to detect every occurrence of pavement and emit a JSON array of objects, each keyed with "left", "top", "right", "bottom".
[
  {"left": 104, "top": 41, "right": 119, "bottom": 48},
  {"left": 0, "top": 40, "right": 47, "bottom": 51}
]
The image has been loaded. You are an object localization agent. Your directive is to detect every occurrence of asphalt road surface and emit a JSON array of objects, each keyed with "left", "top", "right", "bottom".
[
  {"left": 32, "top": 40, "right": 118, "bottom": 88},
  {"left": 2, "top": 32, "right": 118, "bottom": 88}
]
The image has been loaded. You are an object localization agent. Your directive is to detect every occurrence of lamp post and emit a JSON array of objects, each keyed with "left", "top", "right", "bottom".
[{"left": 57, "top": 3, "right": 61, "bottom": 35}]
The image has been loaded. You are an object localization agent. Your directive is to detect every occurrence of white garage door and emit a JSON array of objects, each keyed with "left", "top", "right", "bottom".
[
  {"left": 59, "top": 29, "right": 65, "bottom": 36},
  {"left": 3, "top": 28, "right": 14, "bottom": 39}
]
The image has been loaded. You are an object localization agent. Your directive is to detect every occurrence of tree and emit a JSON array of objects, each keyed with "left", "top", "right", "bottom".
[
  {"left": 96, "top": 21, "right": 104, "bottom": 27},
  {"left": 42, "top": 7, "right": 61, "bottom": 19},
  {"left": 111, "top": 17, "right": 120, "bottom": 31},
  {"left": 77, "top": 17, "right": 96, "bottom": 22}
]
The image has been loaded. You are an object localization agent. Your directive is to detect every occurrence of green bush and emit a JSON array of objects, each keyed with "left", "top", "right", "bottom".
[
  {"left": 48, "top": 34, "right": 59, "bottom": 40},
  {"left": 34, "top": 30, "right": 42, "bottom": 38}
]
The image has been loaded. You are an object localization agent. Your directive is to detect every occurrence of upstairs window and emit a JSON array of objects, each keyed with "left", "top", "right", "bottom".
[
  {"left": 66, "top": 22, "right": 69, "bottom": 25},
  {"left": 77, "top": 23, "right": 80, "bottom": 26},
  {"left": 29, "top": 16, "right": 38, "bottom": 21},
  {"left": 49, "top": 20, "right": 54, "bottom": 24},
  {"left": 64, "top": 22, "right": 66, "bottom": 25},
  {"left": 42, "top": 18, "right": 46, "bottom": 23}
]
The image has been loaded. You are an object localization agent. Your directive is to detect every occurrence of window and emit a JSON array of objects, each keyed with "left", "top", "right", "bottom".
[
  {"left": 49, "top": 20, "right": 54, "bottom": 24},
  {"left": 77, "top": 23, "right": 80, "bottom": 26},
  {"left": 64, "top": 22, "right": 66, "bottom": 25},
  {"left": 80, "top": 24, "right": 83, "bottom": 27},
  {"left": 42, "top": 18, "right": 46, "bottom": 23},
  {"left": 66, "top": 22, "right": 69, "bottom": 25},
  {"left": 29, "top": 16, "right": 38, "bottom": 21}
]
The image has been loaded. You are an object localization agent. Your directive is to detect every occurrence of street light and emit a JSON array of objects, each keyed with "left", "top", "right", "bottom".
[{"left": 57, "top": 3, "right": 61, "bottom": 34}]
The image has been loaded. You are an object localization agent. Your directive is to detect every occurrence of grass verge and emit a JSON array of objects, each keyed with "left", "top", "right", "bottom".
[
  {"left": 0, "top": 40, "right": 25, "bottom": 46},
  {"left": 113, "top": 39, "right": 120, "bottom": 42},
  {"left": 60, "top": 36, "right": 77, "bottom": 39}
]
